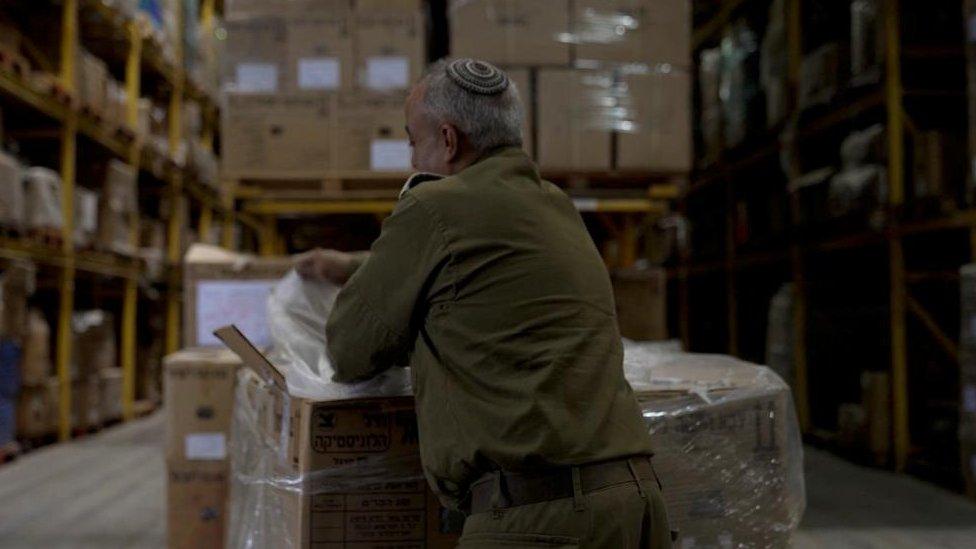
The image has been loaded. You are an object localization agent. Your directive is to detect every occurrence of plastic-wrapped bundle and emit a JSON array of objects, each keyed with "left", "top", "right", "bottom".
[
  {"left": 765, "top": 283, "right": 795, "bottom": 390},
  {"left": 0, "top": 152, "right": 24, "bottom": 232},
  {"left": 23, "top": 167, "right": 64, "bottom": 231},
  {"left": 827, "top": 164, "right": 887, "bottom": 219},
  {"left": 74, "top": 187, "right": 99, "bottom": 248},
  {"left": 624, "top": 342, "right": 806, "bottom": 548},
  {"left": 97, "top": 160, "right": 138, "bottom": 255}
]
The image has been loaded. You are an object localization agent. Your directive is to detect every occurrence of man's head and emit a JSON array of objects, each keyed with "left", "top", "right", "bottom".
[{"left": 406, "top": 58, "right": 524, "bottom": 175}]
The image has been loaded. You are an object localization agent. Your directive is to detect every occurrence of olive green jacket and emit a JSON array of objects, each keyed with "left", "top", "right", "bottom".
[{"left": 326, "top": 147, "right": 653, "bottom": 507}]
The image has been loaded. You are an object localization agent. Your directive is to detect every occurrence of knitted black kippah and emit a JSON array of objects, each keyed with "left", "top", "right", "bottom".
[{"left": 446, "top": 58, "right": 509, "bottom": 95}]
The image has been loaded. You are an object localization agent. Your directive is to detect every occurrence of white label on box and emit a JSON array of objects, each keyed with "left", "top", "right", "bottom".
[
  {"left": 365, "top": 56, "right": 409, "bottom": 90},
  {"left": 370, "top": 139, "right": 412, "bottom": 171},
  {"left": 965, "top": 385, "right": 976, "bottom": 413},
  {"left": 236, "top": 63, "right": 278, "bottom": 92},
  {"left": 185, "top": 433, "right": 226, "bottom": 460},
  {"left": 195, "top": 279, "right": 277, "bottom": 347},
  {"left": 298, "top": 57, "right": 340, "bottom": 90}
]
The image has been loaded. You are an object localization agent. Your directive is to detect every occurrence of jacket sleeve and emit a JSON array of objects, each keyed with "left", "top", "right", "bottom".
[{"left": 326, "top": 194, "right": 448, "bottom": 383}]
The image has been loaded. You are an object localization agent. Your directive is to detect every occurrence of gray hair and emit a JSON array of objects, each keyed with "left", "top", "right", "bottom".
[{"left": 417, "top": 59, "right": 524, "bottom": 153}]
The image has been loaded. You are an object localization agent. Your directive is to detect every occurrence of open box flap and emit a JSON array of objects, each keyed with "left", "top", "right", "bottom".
[{"left": 214, "top": 325, "right": 287, "bottom": 391}]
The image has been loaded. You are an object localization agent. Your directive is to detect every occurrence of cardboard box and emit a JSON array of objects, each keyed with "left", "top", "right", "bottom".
[
  {"left": 616, "top": 70, "right": 691, "bottom": 171},
  {"left": 78, "top": 49, "right": 108, "bottom": 114},
  {"left": 225, "top": 0, "right": 349, "bottom": 18},
  {"left": 223, "top": 17, "right": 287, "bottom": 93},
  {"left": 21, "top": 309, "right": 52, "bottom": 386},
  {"left": 573, "top": 0, "right": 691, "bottom": 68},
  {"left": 99, "top": 368, "right": 123, "bottom": 422},
  {"left": 354, "top": 8, "right": 426, "bottom": 91},
  {"left": 72, "top": 310, "right": 117, "bottom": 378},
  {"left": 286, "top": 13, "right": 354, "bottom": 92},
  {"left": 333, "top": 91, "right": 411, "bottom": 171},
  {"left": 72, "top": 374, "right": 101, "bottom": 430},
  {"left": 15, "top": 378, "right": 57, "bottom": 438},
  {"left": 450, "top": 0, "right": 571, "bottom": 66},
  {"left": 164, "top": 347, "right": 242, "bottom": 463},
  {"left": 97, "top": 160, "right": 138, "bottom": 256},
  {"left": 613, "top": 267, "right": 666, "bottom": 341},
  {"left": 536, "top": 68, "right": 612, "bottom": 171},
  {"left": 221, "top": 92, "right": 333, "bottom": 176},
  {"left": 634, "top": 359, "right": 799, "bottom": 547},
  {"left": 216, "top": 326, "right": 460, "bottom": 548},
  {"left": 182, "top": 245, "right": 293, "bottom": 348},
  {"left": 506, "top": 67, "right": 534, "bottom": 159},
  {"left": 168, "top": 461, "right": 230, "bottom": 549},
  {"left": 0, "top": 151, "right": 25, "bottom": 232},
  {"left": 0, "top": 261, "right": 34, "bottom": 341}
]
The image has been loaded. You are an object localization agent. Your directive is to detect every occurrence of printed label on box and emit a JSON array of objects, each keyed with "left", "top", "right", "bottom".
[
  {"left": 185, "top": 432, "right": 227, "bottom": 460},
  {"left": 236, "top": 63, "right": 278, "bottom": 92},
  {"left": 370, "top": 140, "right": 411, "bottom": 171},
  {"left": 298, "top": 57, "right": 340, "bottom": 90},
  {"left": 365, "top": 56, "right": 409, "bottom": 90},
  {"left": 195, "top": 280, "right": 277, "bottom": 347}
]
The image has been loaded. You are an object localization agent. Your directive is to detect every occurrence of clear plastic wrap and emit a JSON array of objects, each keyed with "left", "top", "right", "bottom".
[
  {"left": 0, "top": 152, "right": 25, "bottom": 232},
  {"left": 97, "top": 159, "right": 138, "bottom": 255},
  {"left": 73, "top": 187, "right": 99, "bottom": 248},
  {"left": 23, "top": 167, "right": 64, "bottom": 231},
  {"left": 265, "top": 270, "right": 412, "bottom": 400},
  {"left": 765, "top": 283, "right": 795, "bottom": 389},
  {"left": 623, "top": 342, "right": 806, "bottom": 547}
]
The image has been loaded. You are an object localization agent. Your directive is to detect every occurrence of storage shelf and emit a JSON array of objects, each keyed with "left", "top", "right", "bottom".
[
  {"left": 0, "top": 237, "right": 143, "bottom": 279},
  {"left": 242, "top": 196, "right": 668, "bottom": 216}
]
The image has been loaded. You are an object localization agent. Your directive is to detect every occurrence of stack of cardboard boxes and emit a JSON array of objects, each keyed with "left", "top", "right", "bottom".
[
  {"left": 220, "top": 0, "right": 426, "bottom": 176},
  {"left": 450, "top": 0, "right": 691, "bottom": 172}
]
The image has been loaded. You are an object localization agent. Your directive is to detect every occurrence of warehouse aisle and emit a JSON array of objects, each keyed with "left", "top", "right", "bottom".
[
  {"left": 0, "top": 415, "right": 165, "bottom": 549},
  {"left": 2, "top": 415, "right": 976, "bottom": 548}
]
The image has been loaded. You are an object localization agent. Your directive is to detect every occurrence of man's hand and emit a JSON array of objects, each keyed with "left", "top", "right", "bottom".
[{"left": 294, "top": 249, "right": 359, "bottom": 285}]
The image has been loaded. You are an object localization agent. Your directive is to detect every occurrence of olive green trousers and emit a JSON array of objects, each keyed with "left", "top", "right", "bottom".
[{"left": 457, "top": 476, "right": 673, "bottom": 548}]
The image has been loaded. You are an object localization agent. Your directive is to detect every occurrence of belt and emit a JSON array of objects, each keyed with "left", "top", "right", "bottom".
[{"left": 467, "top": 456, "right": 659, "bottom": 514}]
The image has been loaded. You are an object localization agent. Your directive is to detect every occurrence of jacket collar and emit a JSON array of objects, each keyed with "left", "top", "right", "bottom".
[
  {"left": 399, "top": 147, "right": 537, "bottom": 198},
  {"left": 399, "top": 172, "right": 444, "bottom": 198}
]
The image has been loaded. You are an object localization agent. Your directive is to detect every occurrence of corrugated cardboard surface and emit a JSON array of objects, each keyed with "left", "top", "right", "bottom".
[
  {"left": 163, "top": 348, "right": 241, "bottom": 464},
  {"left": 537, "top": 68, "right": 612, "bottom": 170},
  {"left": 573, "top": 0, "right": 691, "bottom": 67},
  {"left": 167, "top": 461, "right": 230, "bottom": 549},
  {"left": 354, "top": 8, "right": 426, "bottom": 91},
  {"left": 333, "top": 91, "right": 410, "bottom": 171},
  {"left": 220, "top": 327, "right": 459, "bottom": 548},
  {"left": 637, "top": 386, "right": 794, "bottom": 548},
  {"left": 616, "top": 71, "right": 691, "bottom": 171},
  {"left": 221, "top": 93, "right": 334, "bottom": 175},
  {"left": 450, "top": 0, "right": 571, "bottom": 66}
]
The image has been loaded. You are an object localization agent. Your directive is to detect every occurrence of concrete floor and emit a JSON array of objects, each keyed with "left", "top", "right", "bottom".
[{"left": 1, "top": 413, "right": 975, "bottom": 548}]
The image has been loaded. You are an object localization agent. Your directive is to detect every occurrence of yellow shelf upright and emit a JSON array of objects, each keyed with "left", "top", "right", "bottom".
[
  {"left": 884, "top": 0, "right": 910, "bottom": 473},
  {"left": 121, "top": 21, "right": 144, "bottom": 421},
  {"left": 56, "top": 0, "right": 79, "bottom": 442},
  {"left": 165, "top": 4, "right": 186, "bottom": 356}
]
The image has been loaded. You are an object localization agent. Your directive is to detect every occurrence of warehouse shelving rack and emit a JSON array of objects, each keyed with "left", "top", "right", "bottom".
[
  {"left": 0, "top": 0, "right": 259, "bottom": 442},
  {"left": 682, "top": 0, "right": 970, "bottom": 480},
  {"left": 229, "top": 170, "right": 684, "bottom": 265}
]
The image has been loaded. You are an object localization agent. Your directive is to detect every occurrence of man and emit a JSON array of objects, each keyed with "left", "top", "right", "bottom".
[{"left": 297, "top": 58, "right": 672, "bottom": 548}]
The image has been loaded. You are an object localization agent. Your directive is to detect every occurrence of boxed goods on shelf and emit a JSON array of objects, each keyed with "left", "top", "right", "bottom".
[
  {"left": 353, "top": 6, "right": 425, "bottom": 91},
  {"left": 624, "top": 344, "right": 805, "bottom": 547},
  {"left": 72, "top": 310, "right": 117, "bottom": 378},
  {"left": 77, "top": 49, "right": 109, "bottom": 116},
  {"left": 139, "top": 220, "right": 167, "bottom": 282},
  {"left": 23, "top": 167, "right": 64, "bottom": 233},
  {"left": 800, "top": 43, "right": 845, "bottom": 109},
  {"left": 97, "top": 159, "right": 138, "bottom": 256},
  {"left": 616, "top": 69, "right": 691, "bottom": 171},
  {"left": 0, "top": 152, "right": 25, "bottom": 232},
  {"left": 164, "top": 347, "right": 242, "bottom": 549},
  {"left": 450, "top": 0, "right": 571, "bottom": 66},
  {"left": 536, "top": 68, "right": 612, "bottom": 170},
  {"left": 572, "top": 0, "right": 691, "bottom": 67},
  {"left": 0, "top": 261, "right": 36, "bottom": 341},
  {"left": 851, "top": 0, "right": 883, "bottom": 82},
  {"left": 21, "top": 309, "right": 52, "bottom": 386},
  {"left": 182, "top": 244, "right": 292, "bottom": 348},
  {"left": 699, "top": 48, "right": 724, "bottom": 162},
  {"left": 15, "top": 377, "right": 57, "bottom": 438},
  {"left": 333, "top": 92, "right": 410, "bottom": 171},
  {"left": 286, "top": 11, "right": 354, "bottom": 92},
  {"left": 73, "top": 187, "right": 99, "bottom": 248},
  {"left": 72, "top": 374, "right": 101, "bottom": 430},
  {"left": 718, "top": 20, "right": 762, "bottom": 148},
  {"left": 99, "top": 367, "right": 122, "bottom": 422}
]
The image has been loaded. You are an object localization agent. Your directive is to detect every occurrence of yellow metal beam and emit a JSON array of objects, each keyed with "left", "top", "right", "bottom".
[
  {"left": 199, "top": 206, "right": 214, "bottom": 244},
  {"left": 165, "top": 68, "right": 185, "bottom": 354},
  {"left": 60, "top": 0, "right": 78, "bottom": 90},
  {"left": 56, "top": 115, "right": 78, "bottom": 441},
  {"left": 259, "top": 218, "right": 279, "bottom": 257},
  {"left": 121, "top": 278, "right": 137, "bottom": 420},
  {"left": 884, "top": 0, "right": 905, "bottom": 205}
]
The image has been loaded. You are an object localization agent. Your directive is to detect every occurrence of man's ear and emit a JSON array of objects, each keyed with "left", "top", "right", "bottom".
[{"left": 440, "top": 123, "right": 460, "bottom": 163}]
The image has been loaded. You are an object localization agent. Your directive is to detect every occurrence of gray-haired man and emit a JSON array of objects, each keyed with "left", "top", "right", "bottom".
[{"left": 297, "top": 59, "right": 672, "bottom": 548}]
